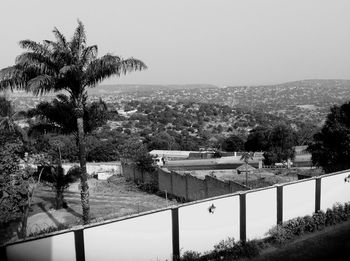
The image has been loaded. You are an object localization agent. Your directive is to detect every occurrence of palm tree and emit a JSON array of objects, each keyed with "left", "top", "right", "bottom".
[
  {"left": 240, "top": 152, "right": 253, "bottom": 186},
  {"left": 0, "top": 21, "right": 147, "bottom": 224}
]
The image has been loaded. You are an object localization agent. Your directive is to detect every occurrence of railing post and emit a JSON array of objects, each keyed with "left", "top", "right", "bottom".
[
  {"left": 240, "top": 193, "right": 246, "bottom": 242},
  {"left": 277, "top": 185, "right": 283, "bottom": 225},
  {"left": 74, "top": 228, "right": 86, "bottom": 261},
  {"left": 315, "top": 177, "right": 321, "bottom": 212},
  {"left": 172, "top": 207, "right": 180, "bottom": 261}
]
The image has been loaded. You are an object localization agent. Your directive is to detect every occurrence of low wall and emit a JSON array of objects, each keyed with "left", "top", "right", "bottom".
[
  {"left": 3, "top": 169, "right": 350, "bottom": 261},
  {"left": 61, "top": 162, "right": 122, "bottom": 175},
  {"left": 157, "top": 168, "right": 248, "bottom": 201}
]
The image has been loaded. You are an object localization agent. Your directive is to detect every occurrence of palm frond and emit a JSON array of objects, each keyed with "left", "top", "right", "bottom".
[
  {"left": 27, "top": 75, "right": 55, "bottom": 95},
  {"left": 52, "top": 27, "right": 68, "bottom": 48},
  {"left": 81, "top": 45, "right": 98, "bottom": 66},
  {"left": 15, "top": 53, "right": 56, "bottom": 75},
  {"left": 19, "top": 40, "right": 50, "bottom": 55},
  {"left": 70, "top": 20, "right": 86, "bottom": 58},
  {"left": 120, "top": 58, "right": 147, "bottom": 73},
  {"left": 0, "top": 66, "right": 27, "bottom": 90},
  {"left": 83, "top": 55, "right": 147, "bottom": 87}
]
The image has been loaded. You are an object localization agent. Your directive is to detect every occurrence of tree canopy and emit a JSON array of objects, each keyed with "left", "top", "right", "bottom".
[{"left": 308, "top": 101, "right": 350, "bottom": 173}]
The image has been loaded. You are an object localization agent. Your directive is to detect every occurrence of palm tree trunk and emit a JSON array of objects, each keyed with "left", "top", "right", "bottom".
[{"left": 75, "top": 108, "right": 90, "bottom": 224}]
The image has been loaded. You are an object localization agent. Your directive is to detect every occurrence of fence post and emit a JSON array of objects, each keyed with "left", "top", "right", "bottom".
[
  {"left": 240, "top": 192, "right": 246, "bottom": 241},
  {"left": 74, "top": 228, "right": 86, "bottom": 261},
  {"left": 172, "top": 207, "right": 180, "bottom": 261},
  {"left": 315, "top": 177, "right": 321, "bottom": 212},
  {"left": 170, "top": 171, "right": 174, "bottom": 195},
  {"left": 205, "top": 177, "right": 209, "bottom": 198},
  {"left": 277, "top": 185, "right": 283, "bottom": 225},
  {"left": 185, "top": 174, "right": 189, "bottom": 201}
]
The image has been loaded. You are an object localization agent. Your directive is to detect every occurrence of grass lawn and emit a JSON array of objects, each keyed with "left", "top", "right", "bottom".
[
  {"left": 1, "top": 175, "right": 177, "bottom": 244},
  {"left": 243, "top": 220, "right": 350, "bottom": 261}
]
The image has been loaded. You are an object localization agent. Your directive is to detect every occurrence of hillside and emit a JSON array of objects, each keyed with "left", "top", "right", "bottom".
[{"left": 89, "top": 79, "right": 350, "bottom": 126}]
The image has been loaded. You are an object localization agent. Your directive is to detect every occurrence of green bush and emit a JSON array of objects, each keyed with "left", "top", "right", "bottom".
[
  {"left": 28, "top": 224, "right": 69, "bottom": 237},
  {"left": 268, "top": 202, "right": 350, "bottom": 245},
  {"left": 180, "top": 238, "right": 261, "bottom": 261},
  {"left": 181, "top": 251, "right": 201, "bottom": 261}
]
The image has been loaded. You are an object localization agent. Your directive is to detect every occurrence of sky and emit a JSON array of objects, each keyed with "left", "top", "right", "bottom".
[{"left": 1, "top": 0, "right": 350, "bottom": 86}]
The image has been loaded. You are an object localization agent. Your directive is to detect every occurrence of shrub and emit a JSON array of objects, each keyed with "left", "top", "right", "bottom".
[
  {"left": 303, "top": 215, "right": 316, "bottom": 233},
  {"left": 312, "top": 210, "right": 326, "bottom": 230},
  {"left": 284, "top": 217, "right": 305, "bottom": 237},
  {"left": 268, "top": 225, "right": 291, "bottom": 245},
  {"left": 28, "top": 224, "right": 69, "bottom": 237},
  {"left": 181, "top": 251, "right": 201, "bottom": 261},
  {"left": 268, "top": 202, "right": 350, "bottom": 245}
]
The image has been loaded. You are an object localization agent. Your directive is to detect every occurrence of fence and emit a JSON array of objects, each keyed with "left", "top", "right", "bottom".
[
  {"left": 2, "top": 170, "right": 350, "bottom": 261},
  {"left": 121, "top": 162, "right": 248, "bottom": 201}
]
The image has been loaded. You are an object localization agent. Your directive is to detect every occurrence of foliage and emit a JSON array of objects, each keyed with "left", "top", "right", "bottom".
[
  {"left": 263, "top": 124, "right": 296, "bottom": 165},
  {"left": 221, "top": 135, "right": 245, "bottom": 152},
  {"left": 308, "top": 101, "right": 350, "bottom": 173},
  {"left": 28, "top": 95, "right": 109, "bottom": 136},
  {"left": 119, "top": 137, "right": 155, "bottom": 172},
  {"left": 28, "top": 224, "right": 70, "bottom": 237},
  {"left": 0, "top": 131, "right": 31, "bottom": 224},
  {"left": 245, "top": 126, "right": 270, "bottom": 151},
  {"left": 180, "top": 237, "right": 261, "bottom": 261},
  {"left": 268, "top": 202, "right": 350, "bottom": 245},
  {"left": 0, "top": 96, "right": 28, "bottom": 141}
]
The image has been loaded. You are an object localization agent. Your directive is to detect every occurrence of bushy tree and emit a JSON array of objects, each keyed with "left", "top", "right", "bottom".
[
  {"left": 0, "top": 131, "right": 31, "bottom": 234},
  {"left": 245, "top": 126, "right": 270, "bottom": 152},
  {"left": 308, "top": 102, "right": 350, "bottom": 173},
  {"left": 263, "top": 124, "right": 296, "bottom": 165},
  {"left": 221, "top": 135, "right": 245, "bottom": 152}
]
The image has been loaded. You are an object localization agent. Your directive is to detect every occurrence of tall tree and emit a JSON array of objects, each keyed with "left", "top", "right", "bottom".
[
  {"left": 308, "top": 102, "right": 350, "bottom": 173},
  {"left": 0, "top": 21, "right": 147, "bottom": 224},
  {"left": 263, "top": 124, "right": 296, "bottom": 165},
  {"left": 221, "top": 134, "right": 245, "bottom": 152}
]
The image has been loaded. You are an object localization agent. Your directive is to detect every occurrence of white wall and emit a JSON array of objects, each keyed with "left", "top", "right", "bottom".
[
  {"left": 283, "top": 180, "right": 315, "bottom": 221},
  {"left": 6, "top": 232, "right": 76, "bottom": 261},
  {"left": 246, "top": 188, "right": 277, "bottom": 240},
  {"left": 84, "top": 210, "right": 173, "bottom": 261},
  {"left": 321, "top": 171, "right": 350, "bottom": 211},
  {"left": 179, "top": 195, "right": 240, "bottom": 253},
  {"left": 62, "top": 162, "right": 121, "bottom": 175}
]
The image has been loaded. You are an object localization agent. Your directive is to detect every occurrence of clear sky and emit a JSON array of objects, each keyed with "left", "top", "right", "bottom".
[{"left": 1, "top": 0, "right": 349, "bottom": 86}]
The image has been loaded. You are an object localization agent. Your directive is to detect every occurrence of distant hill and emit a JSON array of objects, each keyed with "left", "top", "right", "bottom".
[{"left": 87, "top": 84, "right": 217, "bottom": 94}]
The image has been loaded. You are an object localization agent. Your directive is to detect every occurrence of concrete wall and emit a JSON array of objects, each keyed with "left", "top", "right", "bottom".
[
  {"left": 6, "top": 232, "right": 76, "bottom": 261},
  {"left": 3, "top": 169, "right": 350, "bottom": 261},
  {"left": 172, "top": 173, "right": 187, "bottom": 199},
  {"left": 206, "top": 176, "right": 230, "bottom": 198},
  {"left": 157, "top": 168, "right": 247, "bottom": 201},
  {"left": 179, "top": 195, "right": 240, "bottom": 253},
  {"left": 84, "top": 210, "right": 173, "bottom": 261},
  {"left": 320, "top": 171, "right": 350, "bottom": 211},
  {"left": 187, "top": 174, "right": 206, "bottom": 201},
  {"left": 62, "top": 162, "right": 122, "bottom": 175},
  {"left": 246, "top": 187, "right": 277, "bottom": 240},
  {"left": 283, "top": 180, "right": 315, "bottom": 221},
  {"left": 158, "top": 168, "right": 173, "bottom": 194}
]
